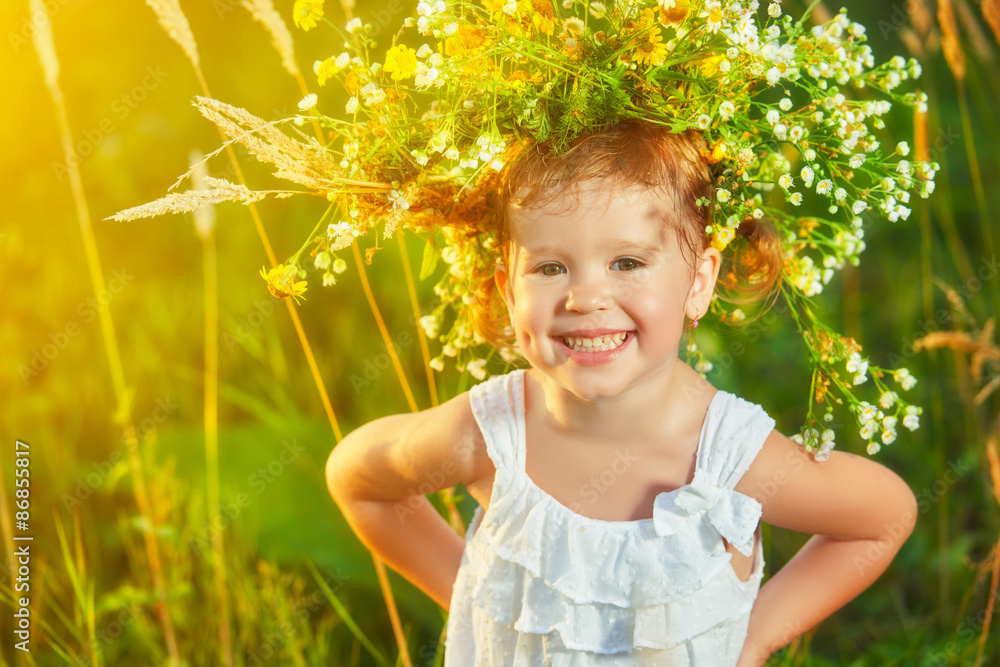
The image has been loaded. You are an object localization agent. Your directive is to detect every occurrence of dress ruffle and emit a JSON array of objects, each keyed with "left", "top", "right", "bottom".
[
  {"left": 465, "top": 475, "right": 763, "bottom": 654},
  {"left": 448, "top": 370, "right": 775, "bottom": 663}
]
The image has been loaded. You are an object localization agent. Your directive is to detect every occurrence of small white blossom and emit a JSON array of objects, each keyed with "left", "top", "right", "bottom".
[
  {"left": 467, "top": 358, "right": 487, "bottom": 380},
  {"left": 419, "top": 315, "right": 439, "bottom": 338},
  {"left": 867, "top": 442, "right": 881, "bottom": 455},
  {"left": 415, "top": 64, "right": 440, "bottom": 88},
  {"left": 328, "top": 221, "right": 351, "bottom": 237},
  {"left": 298, "top": 93, "right": 318, "bottom": 110},
  {"left": 894, "top": 368, "right": 917, "bottom": 390},
  {"left": 800, "top": 166, "right": 815, "bottom": 186},
  {"left": 360, "top": 82, "right": 386, "bottom": 106},
  {"left": 846, "top": 352, "right": 868, "bottom": 376},
  {"left": 897, "top": 141, "right": 910, "bottom": 156},
  {"left": 860, "top": 421, "right": 877, "bottom": 440}
]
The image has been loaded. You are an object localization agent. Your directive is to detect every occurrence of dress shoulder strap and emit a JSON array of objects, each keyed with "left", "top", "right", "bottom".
[
  {"left": 467, "top": 369, "right": 527, "bottom": 486},
  {"left": 697, "top": 391, "right": 776, "bottom": 492}
]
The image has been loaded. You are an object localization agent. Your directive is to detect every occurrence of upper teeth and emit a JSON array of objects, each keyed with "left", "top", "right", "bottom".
[{"left": 563, "top": 333, "right": 628, "bottom": 352}]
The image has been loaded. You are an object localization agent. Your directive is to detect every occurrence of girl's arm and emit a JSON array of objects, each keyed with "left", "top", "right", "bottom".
[
  {"left": 733, "top": 431, "right": 918, "bottom": 666},
  {"left": 325, "top": 393, "right": 492, "bottom": 610}
]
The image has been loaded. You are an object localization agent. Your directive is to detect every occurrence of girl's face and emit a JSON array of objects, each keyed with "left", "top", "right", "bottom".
[{"left": 495, "top": 181, "right": 720, "bottom": 402}]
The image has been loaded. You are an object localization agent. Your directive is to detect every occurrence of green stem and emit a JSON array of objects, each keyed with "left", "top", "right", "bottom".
[{"left": 289, "top": 204, "right": 336, "bottom": 268}]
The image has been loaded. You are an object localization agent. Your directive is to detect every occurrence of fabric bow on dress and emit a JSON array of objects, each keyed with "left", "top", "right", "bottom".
[{"left": 652, "top": 469, "right": 762, "bottom": 557}]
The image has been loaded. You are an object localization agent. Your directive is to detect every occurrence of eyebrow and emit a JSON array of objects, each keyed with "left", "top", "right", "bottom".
[
  {"left": 519, "top": 240, "right": 664, "bottom": 260},
  {"left": 607, "top": 239, "right": 665, "bottom": 255},
  {"left": 518, "top": 245, "right": 566, "bottom": 260},
  {"left": 521, "top": 239, "right": 663, "bottom": 255}
]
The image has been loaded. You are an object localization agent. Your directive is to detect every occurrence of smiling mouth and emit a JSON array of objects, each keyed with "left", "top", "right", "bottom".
[{"left": 561, "top": 332, "right": 630, "bottom": 352}]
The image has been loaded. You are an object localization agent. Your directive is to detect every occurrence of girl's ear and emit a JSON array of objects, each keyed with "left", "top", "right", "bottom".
[
  {"left": 495, "top": 262, "right": 514, "bottom": 310},
  {"left": 686, "top": 246, "right": 721, "bottom": 320},
  {"left": 495, "top": 262, "right": 517, "bottom": 329}
]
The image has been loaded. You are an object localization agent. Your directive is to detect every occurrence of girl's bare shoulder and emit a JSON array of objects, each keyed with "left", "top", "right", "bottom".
[{"left": 414, "top": 391, "right": 493, "bottom": 486}]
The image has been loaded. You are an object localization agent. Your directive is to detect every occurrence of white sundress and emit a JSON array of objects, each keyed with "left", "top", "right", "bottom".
[{"left": 444, "top": 369, "right": 777, "bottom": 667}]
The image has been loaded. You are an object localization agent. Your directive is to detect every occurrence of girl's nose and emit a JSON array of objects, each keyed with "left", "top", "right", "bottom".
[{"left": 566, "top": 275, "right": 613, "bottom": 312}]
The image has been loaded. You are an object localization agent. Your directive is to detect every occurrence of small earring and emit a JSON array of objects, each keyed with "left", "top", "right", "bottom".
[{"left": 691, "top": 309, "right": 700, "bottom": 328}]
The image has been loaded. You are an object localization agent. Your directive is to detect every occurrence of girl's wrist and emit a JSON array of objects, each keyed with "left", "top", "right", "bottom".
[{"left": 737, "top": 637, "right": 774, "bottom": 667}]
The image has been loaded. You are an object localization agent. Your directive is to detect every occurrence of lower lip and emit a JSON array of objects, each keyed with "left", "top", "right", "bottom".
[{"left": 556, "top": 333, "right": 633, "bottom": 366}]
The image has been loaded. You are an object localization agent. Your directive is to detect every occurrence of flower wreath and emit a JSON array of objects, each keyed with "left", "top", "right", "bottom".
[{"left": 114, "top": 0, "right": 937, "bottom": 459}]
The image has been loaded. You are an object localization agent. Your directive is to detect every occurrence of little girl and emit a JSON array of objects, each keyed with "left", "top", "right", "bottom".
[{"left": 325, "top": 122, "right": 917, "bottom": 666}]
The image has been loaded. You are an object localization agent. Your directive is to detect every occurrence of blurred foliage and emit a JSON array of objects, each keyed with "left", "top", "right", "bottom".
[{"left": 1, "top": 0, "right": 999, "bottom": 665}]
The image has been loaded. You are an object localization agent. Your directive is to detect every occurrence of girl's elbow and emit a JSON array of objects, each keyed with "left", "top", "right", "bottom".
[
  {"left": 326, "top": 434, "right": 361, "bottom": 505},
  {"left": 880, "top": 472, "right": 918, "bottom": 545},
  {"left": 899, "top": 483, "right": 918, "bottom": 540},
  {"left": 325, "top": 444, "right": 346, "bottom": 503},
  {"left": 326, "top": 422, "right": 389, "bottom": 505}
]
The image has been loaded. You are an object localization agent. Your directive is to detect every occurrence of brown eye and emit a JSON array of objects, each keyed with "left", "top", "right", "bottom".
[
  {"left": 538, "top": 263, "right": 565, "bottom": 276},
  {"left": 612, "top": 258, "right": 643, "bottom": 271}
]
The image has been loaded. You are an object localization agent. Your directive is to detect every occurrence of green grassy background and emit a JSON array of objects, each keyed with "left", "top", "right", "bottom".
[{"left": 2, "top": 0, "right": 999, "bottom": 665}]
